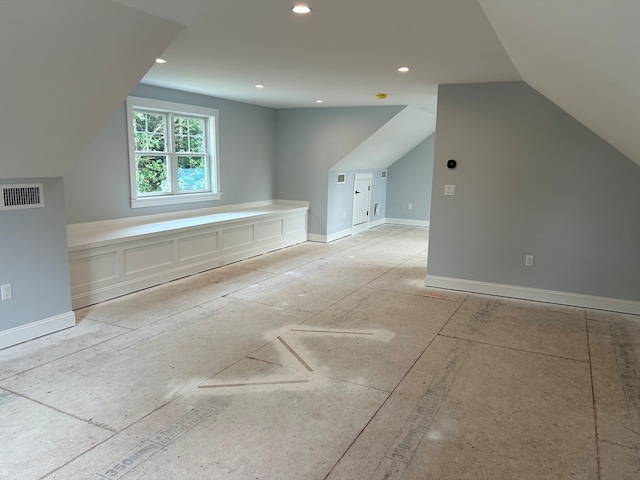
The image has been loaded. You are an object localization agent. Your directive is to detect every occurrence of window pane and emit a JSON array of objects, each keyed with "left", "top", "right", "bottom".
[
  {"left": 136, "top": 155, "right": 170, "bottom": 193},
  {"left": 134, "top": 112, "right": 146, "bottom": 132},
  {"left": 173, "top": 117, "right": 206, "bottom": 153},
  {"left": 148, "top": 134, "right": 165, "bottom": 152},
  {"left": 188, "top": 118, "right": 204, "bottom": 136},
  {"left": 189, "top": 118, "right": 205, "bottom": 152},
  {"left": 134, "top": 132, "right": 148, "bottom": 151},
  {"left": 133, "top": 111, "right": 166, "bottom": 152},
  {"left": 174, "top": 116, "right": 188, "bottom": 133},
  {"left": 174, "top": 135, "right": 188, "bottom": 153},
  {"left": 146, "top": 113, "right": 165, "bottom": 134},
  {"left": 189, "top": 137, "right": 205, "bottom": 153},
  {"left": 177, "top": 156, "right": 207, "bottom": 191}
]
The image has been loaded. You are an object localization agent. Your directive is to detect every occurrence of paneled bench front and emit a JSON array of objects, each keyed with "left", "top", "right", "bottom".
[{"left": 67, "top": 200, "right": 309, "bottom": 309}]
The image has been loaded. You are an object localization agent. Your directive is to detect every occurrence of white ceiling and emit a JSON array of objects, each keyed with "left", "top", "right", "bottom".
[
  {"left": 112, "top": 0, "right": 640, "bottom": 166},
  {"left": 1, "top": 0, "right": 637, "bottom": 180},
  {"left": 113, "top": 0, "right": 520, "bottom": 113}
]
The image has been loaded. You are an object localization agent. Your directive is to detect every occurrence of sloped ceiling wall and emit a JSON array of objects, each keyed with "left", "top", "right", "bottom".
[
  {"left": 330, "top": 107, "right": 436, "bottom": 171},
  {"left": 0, "top": 0, "right": 182, "bottom": 179},
  {"left": 479, "top": 0, "right": 640, "bottom": 167}
]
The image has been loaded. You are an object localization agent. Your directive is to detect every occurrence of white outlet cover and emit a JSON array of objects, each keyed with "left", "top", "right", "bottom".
[
  {"left": 444, "top": 185, "right": 456, "bottom": 196},
  {"left": 1, "top": 284, "right": 11, "bottom": 300}
]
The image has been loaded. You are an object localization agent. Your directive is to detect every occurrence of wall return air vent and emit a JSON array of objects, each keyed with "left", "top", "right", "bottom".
[{"left": 1, "top": 184, "right": 44, "bottom": 210}]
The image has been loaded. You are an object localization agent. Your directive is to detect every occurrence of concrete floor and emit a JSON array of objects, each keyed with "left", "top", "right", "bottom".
[{"left": 1, "top": 225, "right": 639, "bottom": 479}]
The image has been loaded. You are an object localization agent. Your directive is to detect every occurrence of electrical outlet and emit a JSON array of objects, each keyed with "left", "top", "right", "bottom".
[
  {"left": 525, "top": 255, "right": 534, "bottom": 267},
  {"left": 408, "top": 203, "right": 412, "bottom": 210},
  {"left": 444, "top": 185, "right": 456, "bottom": 196},
  {"left": 1, "top": 284, "right": 12, "bottom": 300}
]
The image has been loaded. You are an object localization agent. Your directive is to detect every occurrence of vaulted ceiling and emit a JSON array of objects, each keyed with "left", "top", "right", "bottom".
[
  {"left": 1, "top": 0, "right": 638, "bottom": 180},
  {"left": 114, "top": 0, "right": 640, "bottom": 166}
]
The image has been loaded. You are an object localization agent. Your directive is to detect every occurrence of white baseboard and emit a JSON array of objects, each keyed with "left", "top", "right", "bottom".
[
  {"left": 309, "top": 218, "right": 420, "bottom": 243},
  {"left": 0, "top": 311, "right": 76, "bottom": 349},
  {"left": 307, "top": 233, "right": 326, "bottom": 243},
  {"left": 424, "top": 275, "right": 640, "bottom": 315},
  {"left": 308, "top": 227, "right": 353, "bottom": 243},
  {"left": 385, "top": 218, "right": 430, "bottom": 227},
  {"left": 351, "top": 222, "right": 370, "bottom": 234}
]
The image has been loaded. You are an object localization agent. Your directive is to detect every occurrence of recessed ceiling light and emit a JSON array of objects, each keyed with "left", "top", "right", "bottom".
[
  {"left": 292, "top": 5, "right": 311, "bottom": 14},
  {"left": 255, "top": 84, "right": 265, "bottom": 89},
  {"left": 397, "top": 66, "right": 410, "bottom": 73},
  {"left": 155, "top": 58, "right": 166, "bottom": 64},
  {"left": 315, "top": 100, "right": 323, "bottom": 104}
]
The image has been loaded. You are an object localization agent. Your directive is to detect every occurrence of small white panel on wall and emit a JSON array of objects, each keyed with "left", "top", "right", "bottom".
[
  {"left": 223, "top": 225, "right": 254, "bottom": 250},
  {"left": 69, "top": 251, "right": 118, "bottom": 288},
  {"left": 256, "top": 219, "right": 283, "bottom": 242},
  {"left": 124, "top": 241, "right": 173, "bottom": 274},
  {"left": 179, "top": 231, "right": 218, "bottom": 261},
  {"left": 284, "top": 215, "right": 306, "bottom": 235}
]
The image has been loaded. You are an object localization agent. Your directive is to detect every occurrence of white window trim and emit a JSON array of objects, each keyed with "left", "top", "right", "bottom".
[{"left": 126, "top": 96, "right": 221, "bottom": 208}]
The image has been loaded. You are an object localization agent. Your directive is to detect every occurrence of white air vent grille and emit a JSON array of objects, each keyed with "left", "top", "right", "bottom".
[{"left": 1, "top": 184, "right": 44, "bottom": 210}]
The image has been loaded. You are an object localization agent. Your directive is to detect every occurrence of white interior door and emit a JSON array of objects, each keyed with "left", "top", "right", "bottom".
[{"left": 352, "top": 174, "right": 372, "bottom": 227}]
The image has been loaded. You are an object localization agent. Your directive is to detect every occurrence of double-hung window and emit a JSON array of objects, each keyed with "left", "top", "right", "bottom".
[{"left": 126, "top": 96, "right": 220, "bottom": 208}]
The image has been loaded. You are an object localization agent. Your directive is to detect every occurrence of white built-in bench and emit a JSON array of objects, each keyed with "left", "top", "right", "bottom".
[{"left": 67, "top": 200, "right": 309, "bottom": 309}]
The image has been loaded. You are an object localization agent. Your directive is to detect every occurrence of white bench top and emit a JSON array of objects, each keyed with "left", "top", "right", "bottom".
[{"left": 67, "top": 201, "right": 309, "bottom": 251}]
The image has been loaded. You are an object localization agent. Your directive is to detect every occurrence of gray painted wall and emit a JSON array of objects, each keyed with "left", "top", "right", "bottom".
[
  {"left": 387, "top": 134, "right": 434, "bottom": 221},
  {"left": 0, "top": 178, "right": 73, "bottom": 331},
  {"left": 64, "top": 84, "right": 277, "bottom": 223},
  {"left": 327, "top": 169, "right": 388, "bottom": 235},
  {"left": 429, "top": 81, "right": 640, "bottom": 301},
  {"left": 275, "top": 106, "right": 403, "bottom": 236}
]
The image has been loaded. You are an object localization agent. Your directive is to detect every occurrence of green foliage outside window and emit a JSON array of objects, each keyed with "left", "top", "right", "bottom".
[
  {"left": 174, "top": 116, "right": 205, "bottom": 153},
  {"left": 136, "top": 156, "right": 168, "bottom": 193},
  {"left": 134, "top": 112, "right": 166, "bottom": 152}
]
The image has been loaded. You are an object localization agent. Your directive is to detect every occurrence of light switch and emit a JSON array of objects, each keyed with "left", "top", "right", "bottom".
[{"left": 444, "top": 185, "right": 456, "bottom": 196}]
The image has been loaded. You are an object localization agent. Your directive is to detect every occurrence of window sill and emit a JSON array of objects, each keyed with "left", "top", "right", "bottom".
[{"left": 131, "top": 192, "right": 222, "bottom": 209}]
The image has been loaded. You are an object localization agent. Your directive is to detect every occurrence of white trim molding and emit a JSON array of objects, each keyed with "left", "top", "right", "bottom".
[
  {"left": 386, "top": 218, "right": 430, "bottom": 227},
  {"left": 132, "top": 192, "right": 222, "bottom": 209},
  {"left": 425, "top": 275, "right": 640, "bottom": 315},
  {"left": 368, "top": 218, "right": 385, "bottom": 229},
  {"left": 309, "top": 218, "right": 386, "bottom": 243},
  {"left": 1, "top": 311, "right": 76, "bottom": 349},
  {"left": 308, "top": 228, "right": 352, "bottom": 243}
]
